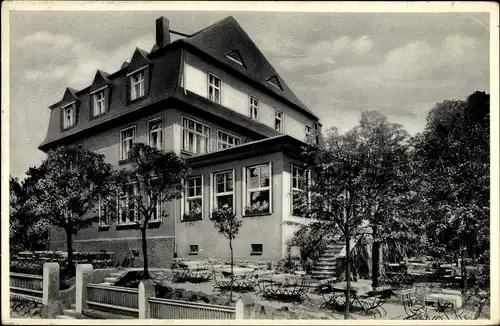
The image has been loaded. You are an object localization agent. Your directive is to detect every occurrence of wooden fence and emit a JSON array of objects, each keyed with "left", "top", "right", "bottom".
[
  {"left": 86, "top": 283, "right": 139, "bottom": 317},
  {"left": 9, "top": 272, "right": 44, "bottom": 303},
  {"left": 148, "top": 297, "right": 239, "bottom": 319}
]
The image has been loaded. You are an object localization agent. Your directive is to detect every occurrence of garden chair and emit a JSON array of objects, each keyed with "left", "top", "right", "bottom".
[
  {"left": 212, "top": 270, "right": 232, "bottom": 293},
  {"left": 400, "top": 287, "right": 433, "bottom": 320},
  {"left": 358, "top": 289, "right": 390, "bottom": 319},
  {"left": 455, "top": 296, "right": 487, "bottom": 320}
]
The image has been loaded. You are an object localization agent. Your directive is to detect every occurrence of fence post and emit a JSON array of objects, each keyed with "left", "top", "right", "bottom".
[
  {"left": 76, "top": 264, "right": 94, "bottom": 314},
  {"left": 139, "top": 279, "right": 155, "bottom": 319},
  {"left": 235, "top": 297, "right": 244, "bottom": 319},
  {"left": 42, "top": 262, "right": 60, "bottom": 305}
]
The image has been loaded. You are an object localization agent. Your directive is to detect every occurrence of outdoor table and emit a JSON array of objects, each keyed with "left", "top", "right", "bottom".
[
  {"left": 426, "top": 292, "right": 463, "bottom": 319},
  {"left": 321, "top": 282, "right": 372, "bottom": 311},
  {"left": 220, "top": 267, "right": 255, "bottom": 276}
]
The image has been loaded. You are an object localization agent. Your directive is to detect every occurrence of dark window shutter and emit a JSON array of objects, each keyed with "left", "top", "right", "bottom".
[
  {"left": 89, "top": 93, "right": 94, "bottom": 120},
  {"left": 144, "top": 65, "right": 152, "bottom": 97},
  {"left": 104, "top": 86, "right": 111, "bottom": 112},
  {"left": 126, "top": 75, "right": 131, "bottom": 104}
]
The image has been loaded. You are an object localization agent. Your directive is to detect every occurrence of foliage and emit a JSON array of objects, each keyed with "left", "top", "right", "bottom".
[
  {"left": 9, "top": 176, "right": 50, "bottom": 253},
  {"left": 412, "top": 91, "right": 490, "bottom": 267},
  {"left": 244, "top": 200, "right": 270, "bottom": 215},
  {"left": 116, "top": 143, "right": 191, "bottom": 278},
  {"left": 286, "top": 223, "right": 329, "bottom": 273},
  {"left": 211, "top": 204, "right": 242, "bottom": 302},
  {"left": 25, "top": 146, "right": 116, "bottom": 271}
]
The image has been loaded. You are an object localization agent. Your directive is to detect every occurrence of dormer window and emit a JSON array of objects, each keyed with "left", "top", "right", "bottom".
[
  {"left": 208, "top": 74, "right": 221, "bottom": 104},
  {"left": 130, "top": 70, "right": 145, "bottom": 100},
  {"left": 93, "top": 90, "right": 106, "bottom": 116},
  {"left": 62, "top": 104, "right": 76, "bottom": 129},
  {"left": 267, "top": 76, "right": 283, "bottom": 90},
  {"left": 225, "top": 50, "right": 245, "bottom": 67}
]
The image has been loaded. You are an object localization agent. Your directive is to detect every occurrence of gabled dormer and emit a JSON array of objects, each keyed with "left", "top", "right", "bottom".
[
  {"left": 225, "top": 50, "right": 245, "bottom": 68},
  {"left": 60, "top": 87, "right": 79, "bottom": 131},
  {"left": 126, "top": 47, "right": 152, "bottom": 104},
  {"left": 266, "top": 76, "right": 283, "bottom": 91},
  {"left": 89, "top": 70, "right": 112, "bottom": 119}
]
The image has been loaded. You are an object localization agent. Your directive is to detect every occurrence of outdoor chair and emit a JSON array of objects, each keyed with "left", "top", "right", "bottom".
[
  {"left": 401, "top": 287, "right": 434, "bottom": 320},
  {"left": 212, "top": 270, "right": 232, "bottom": 293},
  {"left": 357, "top": 290, "right": 388, "bottom": 319},
  {"left": 455, "top": 296, "right": 487, "bottom": 320}
]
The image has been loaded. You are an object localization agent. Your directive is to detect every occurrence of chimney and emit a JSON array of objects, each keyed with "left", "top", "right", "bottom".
[{"left": 155, "top": 16, "right": 170, "bottom": 49}]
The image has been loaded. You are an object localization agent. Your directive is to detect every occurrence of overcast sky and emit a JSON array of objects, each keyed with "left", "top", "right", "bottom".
[{"left": 8, "top": 9, "right": 490, "bottom": 179}]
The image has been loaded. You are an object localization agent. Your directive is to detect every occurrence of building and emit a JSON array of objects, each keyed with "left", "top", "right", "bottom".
[{"left": 39, "top": 16, "right": 322, "bottom": 267}]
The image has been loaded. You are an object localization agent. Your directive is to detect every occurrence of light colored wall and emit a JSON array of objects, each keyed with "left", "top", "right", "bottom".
[
  {"left": 176, "top": 152, "right": 285, "bottom": 262},
  {"left": 183, "top": 51, "right": 316, "bottom": 142}
]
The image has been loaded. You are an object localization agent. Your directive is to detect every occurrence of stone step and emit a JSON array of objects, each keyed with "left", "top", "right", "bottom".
[
  {"left": 104, "top": 277, "right": 118, "bottom": 283},
  {"left": 56, "top": 315, "right": 75, "bottom": 319},
  {"left": 63, "top": 309, "right": 79, "bottom": 318},
  {"left": 311, "top": 271, "right": 336, "bottom": 277},
  {"left": 99, "top": 282, "right": 112, "bottom": 285},
  {"left": 317, "top": 257, "right": 339, "bottom": 262},
  {"left": 109, "top": 272, "right": 123, "bottom": 277},
  {"left": 313, "top": 267, "right": 337, "bottom": 272},
  {"left": 315, "top": 260, "right": 338, "bottom": 265}
]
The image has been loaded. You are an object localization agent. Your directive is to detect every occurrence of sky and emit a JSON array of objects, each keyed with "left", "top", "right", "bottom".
[{"left": 8, "top": 9, "right": 490, "bottom": 180}]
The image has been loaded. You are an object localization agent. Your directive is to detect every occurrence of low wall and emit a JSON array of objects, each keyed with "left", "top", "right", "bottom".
[{"left": 51, "top": 237, "right": 175, "bottom": 268}]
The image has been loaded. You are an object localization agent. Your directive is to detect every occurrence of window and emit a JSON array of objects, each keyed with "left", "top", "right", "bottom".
[
  {"left": 217, "top": 130, "right": 241, "bottom": 150},
  {"left": 208, "top": 74, "right": 221, "bottom": 104},
  {"left": 62, "top": 105, "right": 75, "bottom": 129},
  {"left": 213, "top": 170, "right": 234, "bottom": 211},
  {"left": 251, "top": 244, "right": 263, "bottom": 255},
  {"left": 182, "top": 117, "right": 210, "bottom": 154},
  {"left": 249, "top": 96, "right": 259, "bottom": 120},
  {"left": 184, "top": 176, "right": 203, "bottom": 221},
  {"left": 120, "top": 126, "right": 136, "bottom": 161},
  {"left": 292, "top": 164, "right": 307, "bottom": 216},
  {"left": 225, "top": 51, "right": 244, "bottom": 66},
  {"left": 130, "top": 70, "right": 145, "bottom": 100},
  {"left": 98, "top": 199, "right": 110, "bottom": 227},
  {"left": 93, "top": 91, "right": 106, "bottom": 116},
  {"left": 148, "top": 179, "right": 162, "bottom": 222},
  {"left": 148, "top": 118, "right": 163, "bottom": 151},
  {"left": 305, "top": 125, "right": 312, "bottom": 136},
  {"left": 244, "top": 163, "right": 271, "bottom": 216},
  {"left": 118, "top": 183, "right": 138, "bottom": 224},
  {"left": 274, "top": 110, "right": 283, "bottom": 132},
  {"left": 189, "top": 245, "right": 199, "bottom": 255}
]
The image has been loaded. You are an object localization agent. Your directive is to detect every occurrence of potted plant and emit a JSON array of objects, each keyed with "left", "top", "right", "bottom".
[
  {"left": 244, "top": 201, "right": 270, "bottom": 216},
  {"left": 183, "top": 206, "right": 202, "bottom": 221}
]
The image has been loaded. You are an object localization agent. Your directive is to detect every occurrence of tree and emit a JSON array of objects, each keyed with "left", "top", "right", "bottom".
[
  {"left": 211, "top": 205, "right": 242, "bottom": 302},
  {"left": 413, "top": 91, "right": 490, "bottom": 285},
  {"left": 27, "top": 146, "right": 116, "bottom": 272},
  {"left": 116, "top": 143, "right": 190, "bottom": 279},
  {"left": 9, "top": 176, "right": 50, "bottom": 253}
]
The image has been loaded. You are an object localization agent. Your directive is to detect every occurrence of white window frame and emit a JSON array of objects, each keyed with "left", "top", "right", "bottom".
[
  {"left": 62, "top": 104, "right": 75, "bottom": 129},
  {"left": 93, "top": 90, "right": 106, "bottom": 116},
  {"left": 305, "top": 125, "right": 312, "bottom": 136},
  {"left": 274, "top": 109, "right": 283, "bottom": 133},
  {"left": 291, "top": 163, "right": 308, "bottom": 216},
  {"left": 208, "top": 73, "right": 221, "bottom": 104},
  {"left": 120, "top": 126, "right": 136, "bottom": 161},
  {"left": 148, "top": 117, "right": 163, "bottom": 151},
  {"left": 98, "top": 198, "right": 110, "bottom": 227},
  {"left": 182, "top": 117, "right": 211, "bottom": 154},
  {"left": 242, "top": 163, "right": 273, "bottom": 216},
  {"left": 148, "top": 178, "right": 162, "bottom": 223},
  {"left": 118, "top": 182, "right": 138, "bottom": 225},
  {"left": 211, "top": 170, "right": 235, "bottom": 212},
  {"left": 217, "top": 130, "right": 241, "bottom": 150},
  {"left": 130, "top": 69, "right": 145, "bottom": 100},
  {"left": 182, "top": 176, "right": 204, "bottom": 221},
  {"left": 249, "top": 95, "right": 259, "bottom": 120}
]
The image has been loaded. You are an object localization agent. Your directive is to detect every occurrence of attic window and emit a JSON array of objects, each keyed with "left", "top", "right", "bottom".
[
  {"left": 266, "top": 76, "right": 283, "bottom": 90},
  {"left": 62, "top": 103, "right": 76, "bottom": 130},
  {"left": 225, "top": 50, "right": 244, "bottom": 67}
]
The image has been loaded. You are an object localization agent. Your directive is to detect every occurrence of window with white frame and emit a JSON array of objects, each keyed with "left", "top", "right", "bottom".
[
  {"left": 184, "top": 176, "right": 203, "bottom": 221},
  {"left": 249, "top": 96, "right": 259, "bottom": 120},
  {"left": 130, "top": 70, "right": 145, "bottom": 100},
  {"left": 149, "top": 118, "right": 163, "bottom": 151},
  {"left": 120, "top": 126, "right": 136, "bottom": 160},
  {"left": 98, "top": 199, "right": 110, "bottom": 227},
  {"left": 93, "top": 91, "right": 106, "bottom": 116},
  {"left": 274, "top": 110, "right": 283, "bottom": 132},
  {"left": 182, "top": 117, "right": 210, "bottom": 154},
  {"left": 244, "top": 163, "right": 271, "bottom": 215},
  {"left": 208, "top": 74, "right": 221, "bottom": 104},
  {"left": 292, "top": 164, "right": 307, "bottom": 216},
  {"left": 213, "top": 170, "right": 234, "bottom": 211},
  {"left": 217, "top": 130, "right": 240, "bottom": 150},
  {"left": 62, "top": 105, "right": 75, "bottom": 129},
  {"left": 148, "top": 178, "right": 162, "bottom": 222},
  {"left": 118, "top": 183, "right": 138, "bottom": 224}
]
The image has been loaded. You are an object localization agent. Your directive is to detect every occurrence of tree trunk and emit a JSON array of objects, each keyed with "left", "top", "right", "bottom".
[
  {"left": 372, "top": 225, "right": 380, "bottom": 289},
  {"left": 141, "top": 227, "right": 150, "bottom": 279},
  {"left": 460, "top": 246, "right": 466, "bottom": 289},
  {"left": 345, "top": 235, "right": 351, "bottom": 319},
  {"left": 66, "top": 229, "right": 74, "bottom": 274},
  {"left": 229, "top": 238, "right": 234, "bottom": 302}
]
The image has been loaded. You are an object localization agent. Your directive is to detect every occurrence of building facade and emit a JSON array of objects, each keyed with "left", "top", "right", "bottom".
[{"left": 40, "top": 16, "right": 322, "bottom": 267}]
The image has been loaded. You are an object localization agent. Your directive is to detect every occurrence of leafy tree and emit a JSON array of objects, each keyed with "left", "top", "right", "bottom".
[
  {"left": 211, "top": 205, "right": 242, "bottom": 302},
  {"left": 9, "top": 176, "right": 50, "bottom": 253},
  {"left": 413, "top": 91, "right": 490, "bottom": 285},
  {"left": 27, "top": 146, "right": 116, "bottom": 272},
  {"left": 286, "top": 222, "right": 329, "bottom": 273},
  {"left": 116, "top": 143, "right": 190, "bottom": 279}
]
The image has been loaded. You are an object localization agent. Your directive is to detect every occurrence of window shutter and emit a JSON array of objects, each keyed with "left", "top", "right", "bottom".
[
  {"left": 241, "top": 167, "right": 246, "bottom": 215},
  {"left": 180, "top": 178, "right": 185, "bottom": 221},
  {"left": 209, "top": 173, "right": 214, "bottom": 218},
  {"left": 126, "top": 75, "right": 132, "bottom": 104},
  {"left": 201, "top": 175, "right": 205, "bottom": 219},
  {"left": 104, "top": 86, "right": 111, "bottom": 112},
  {"left": 144, "top": 65, "right": 152, "bottom": 97},
  {"left": 269, "top": 162, "right": 273, "bottom": 214}
]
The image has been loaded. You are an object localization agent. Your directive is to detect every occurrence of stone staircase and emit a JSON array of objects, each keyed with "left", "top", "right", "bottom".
[
  {"left": 100, "top": 270, "right": 126, "bottom": 285},
  {"left": 55, "top": 304, "right": 79, "bottom": 319},
  {"left": 311, "top": 243, "right": 344, "bottom": 280}
]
